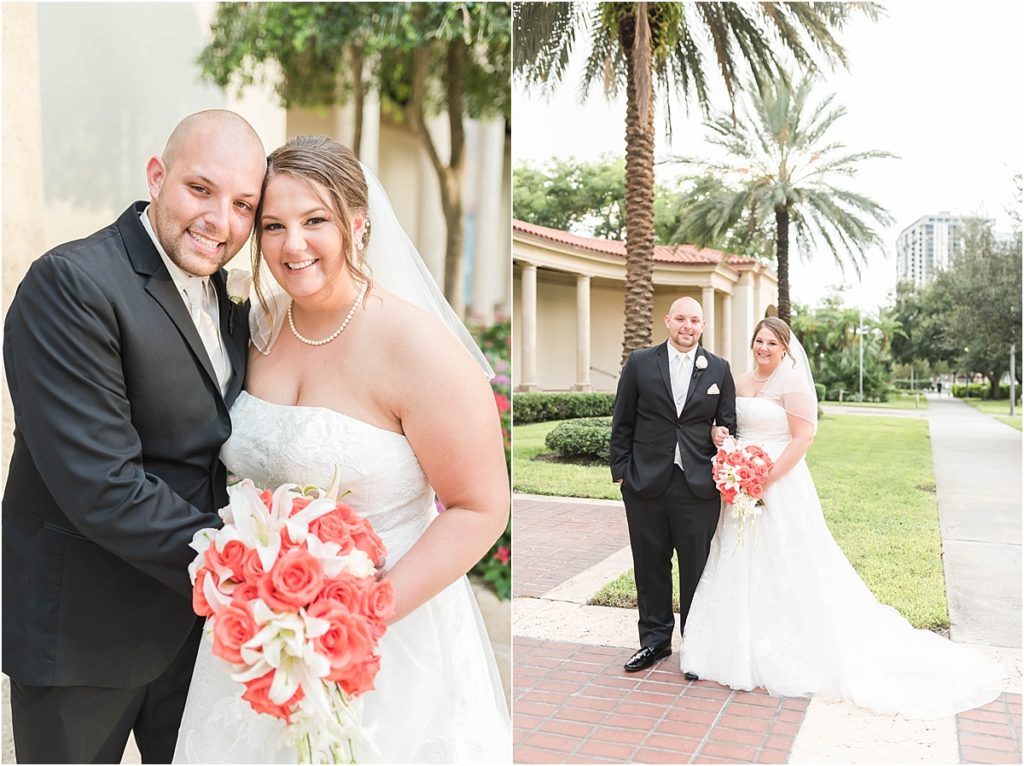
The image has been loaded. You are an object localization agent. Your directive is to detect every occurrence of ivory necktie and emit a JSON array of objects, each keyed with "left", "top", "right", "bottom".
[
  {"left": 671, "top": 351, "right": 692, "bottom": 470},
  {"left": 182, "top": 279, "right": 230, "bottom": 395}
]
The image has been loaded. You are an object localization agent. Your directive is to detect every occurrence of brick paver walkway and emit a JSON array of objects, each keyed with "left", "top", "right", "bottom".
[
  {"left": 956, "top": 692, "right": 1023, "bottom": 764},
  {"left": 513, "top": 496, "right": 628, "bottom": 598},
  {"left": 515, "top": 637, "right": 808, "bottom": 764},
  {"left": 513, "top": 496, "right": 809, "bottom": 764}
]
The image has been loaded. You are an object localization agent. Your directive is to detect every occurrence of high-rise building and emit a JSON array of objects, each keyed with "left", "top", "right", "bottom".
[{"left": 896, "top": 213, "right": 964, "bottom": 287}]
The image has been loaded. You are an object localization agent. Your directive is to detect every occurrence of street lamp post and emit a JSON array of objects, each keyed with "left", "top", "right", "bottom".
[{"left": 857, "top": 311, "right": 866, "bottom": 402}]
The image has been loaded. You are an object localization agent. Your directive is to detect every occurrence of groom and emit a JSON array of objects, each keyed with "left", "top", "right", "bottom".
[
  {"left": 2, "top": 110, "right": 266, "bottom": 763},
  {"left": 611, "top": 296, "right": 736, "bottom": 674}
]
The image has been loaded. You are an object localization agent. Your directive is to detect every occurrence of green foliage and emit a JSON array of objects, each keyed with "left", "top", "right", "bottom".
[
  {"left": 199, "top": 2, "right": 510, "bottom": 120},
  {"left": 466, "top": 320, "right": 511, "bottom": 599},
  {"left": 815, "top": 383, "right": 827, "bottom": 401},
  {"left": 512, "top": 420, "right": 620, "bottom": 500},
  {"left": 669, "top": 75, "right": 895, "bottom": 322},
  {"left": 512, "top": 392, "right": 616, "bottom": 424},
  {"left": 890, "top": 219, "right": 1022, "bottom": 398},
  {"left": 543, "top": 417, "right": 613, "bottom": 462},
  {"left": 791, "top": 297, "right": 895, "bottom": 401}
]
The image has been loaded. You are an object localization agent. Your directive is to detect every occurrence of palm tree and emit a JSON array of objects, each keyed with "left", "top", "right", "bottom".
[
  {"left": 514, "top": 2, "right": 880, "bottom": 367},
  {"left": 672, "top": 75, "right": 895, "bottom": 325}
]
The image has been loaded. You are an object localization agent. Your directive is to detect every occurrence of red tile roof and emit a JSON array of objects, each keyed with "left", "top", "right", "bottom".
[{"left": 513, "top": 219, "right": 760, "bottom": 267}]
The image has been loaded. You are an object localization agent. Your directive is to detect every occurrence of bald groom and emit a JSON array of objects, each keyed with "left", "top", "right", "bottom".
[{"left": 610, "top": 297, "right": 737, "bottom": 675}]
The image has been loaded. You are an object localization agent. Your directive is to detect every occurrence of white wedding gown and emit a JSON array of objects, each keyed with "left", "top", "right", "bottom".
[
  {"left": 681, "top": 396, "right": 1004, "bottom": 718},
  {"left": 173, "top": 392, "right": 511, "bottom": 763}
]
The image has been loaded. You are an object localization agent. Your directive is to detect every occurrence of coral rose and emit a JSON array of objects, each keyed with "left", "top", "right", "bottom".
[
  {"left": 336, "top": 654, "right": 381, "bottom": 697},
  {"left": 307, "top": 600, "right": 375, "bottom": 676},
  {"left": 257, "top": 547, "right": 324, "bottom": 611},
  {"left": 211, "top": 600, "right": 258, "bottom": 665},
  {"left": 231, "top": 581, "right": 259, "bottom": 605},
  {"left": 241, "top": 669, "right": 302, "bottom": 721},
  {"left": 206, "top": 539, "right": 251, "bottom": 581},
  {"left": 309, "top": 507, "right": 355, "bottom": 554},
  {"left": 238, "top": 548, "right": 264, "bottom": 584},
  {"left": 351, "top": 519, "right": 386, "bottom": 563},
  {"left": 289, "top": 497, "right": 313, "bottom": 517},
  {"left": 318, "top": 574, "right": 365, "bottom": 612},
  {"left": 363, "top": 579, "right": 395, "bottom": 638},
  {"left": 193, "top": 567, "right": 215, "bottom": 617}
]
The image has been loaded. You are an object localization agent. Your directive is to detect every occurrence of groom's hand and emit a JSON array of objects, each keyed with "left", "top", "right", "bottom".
[{"left": 711, "top": 426, "right": 729, "bottom": 447}]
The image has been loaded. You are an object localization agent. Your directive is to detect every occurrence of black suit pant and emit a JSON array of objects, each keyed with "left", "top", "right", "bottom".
[
  {"left": 623, "top": 468, "right": 721, "bottom": 649},
  {"left": 10, "top": 620, "right": 203, "bottom": 764}
]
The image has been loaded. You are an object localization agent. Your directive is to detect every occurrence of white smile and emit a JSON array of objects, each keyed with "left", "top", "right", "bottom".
[
  {"left": 187, "top": 229, "right": 223, "bottom": 252},
  {"left": 286, "top": 259, "right": 317, "bottom": 271}
]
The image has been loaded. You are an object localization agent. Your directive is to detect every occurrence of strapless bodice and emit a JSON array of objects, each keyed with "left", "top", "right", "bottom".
[
  {"left": 221, "top": 391, "right": 435, "bottom": 558},
  {"left": 736, "top": 396, "right": 792, "bottom": 448}
]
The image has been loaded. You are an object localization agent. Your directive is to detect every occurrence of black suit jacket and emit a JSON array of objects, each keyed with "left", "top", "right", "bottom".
[
  {"left": 2, "top": 202, "right": 249, "bottom": 688},
  {"left": 610, "top": 342, "right": 737, "bottom": 499}
]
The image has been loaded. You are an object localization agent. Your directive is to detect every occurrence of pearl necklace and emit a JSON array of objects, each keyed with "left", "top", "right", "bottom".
[
  {"left": 752, "top": 367, "right": 777, "bottom": 382},
  {"left": 287, "top": 282, "right": 368, "bottom": 347}
]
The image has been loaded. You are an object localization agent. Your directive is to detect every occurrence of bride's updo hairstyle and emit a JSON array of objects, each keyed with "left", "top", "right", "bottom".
[
  {"left": 750, "top": 317, "right": 794, "bottom": 364},
  {"left": 253, "top": 135, "right": 372, "bottom": 314}
]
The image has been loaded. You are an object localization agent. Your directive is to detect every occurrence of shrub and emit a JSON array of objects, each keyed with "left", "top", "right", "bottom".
[
  {"left": 815, "top": 383, "right": 826, "bottom": 401},
  {"left": 513, "top": 392, "right": 616, "bottom": 424},
  {"left": 544, "top": 417, "right": 613, "bottom": 462}
]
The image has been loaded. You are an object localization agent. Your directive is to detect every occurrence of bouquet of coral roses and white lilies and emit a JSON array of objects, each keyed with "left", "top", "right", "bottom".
[
  {"left": 712, "top": 437, "right": 774, "bottom": 542},
  {"left": 189, "top": 479, "right": 394, "bottom": 764}
]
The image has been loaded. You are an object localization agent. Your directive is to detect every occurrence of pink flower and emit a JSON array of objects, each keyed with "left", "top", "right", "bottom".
[
  {"left": 363, "top": 579, "right": 395, "bottom": 638},
  {"left": 206, "top": 539, "right": 251, "bottom": 581},
  {"left": 351, "top": 519, "right": 386, "bottom": 564},
  {"left": 241, "top": 670, "right": 302, "bottom": 721},
  {"left": 258, "top": 547, "right": 324, "bottom": 611},
  {"left": 193, "top": 567, "right": 215, "bottom": 617},
  {"left": 306, "top": 600, "right": 377, "bottom": 688},
  {"left": 493, "top": 546, "right": 511, "bottom": 565},
  {"left": 318, "top": 574, "right": 366, "bottom": 612},
  {"left": 211, "top": 600, "right": 258, "bottom": 665},
  {"left": 309, "top": 507, "right": 356, "bottom": 554},
  {"left": 337, "top": 653, "right": 381, "bottom": 697}
]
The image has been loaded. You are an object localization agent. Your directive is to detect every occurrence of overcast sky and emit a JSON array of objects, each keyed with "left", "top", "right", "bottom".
[{"left": 512, "top": 1, "right": 1023, "bottom": 312}]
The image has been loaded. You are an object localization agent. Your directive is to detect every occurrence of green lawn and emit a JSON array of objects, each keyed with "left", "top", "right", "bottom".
[
  {"left": 962, "top": 398, "right": 1023, "bottom": 431},
  {"left": 516, "top": 415, "right": 949, "bottom": 630},
  {"left": 512, "top": 420, "right": 620, "bottom": 500},
  {"left": 824, "top": 394, "right": 928, "bottom": 411}
]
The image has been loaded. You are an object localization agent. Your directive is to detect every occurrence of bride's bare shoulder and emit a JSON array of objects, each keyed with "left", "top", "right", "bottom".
[
  {"left": 361, "top": 287, "right": 475, "bottom": 371},
  {"left": 734, "top": 371, "right": 756, "bottom": 397}
]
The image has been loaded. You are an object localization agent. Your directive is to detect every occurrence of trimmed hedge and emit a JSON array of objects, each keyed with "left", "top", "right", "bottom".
[
  {"left": 815, "top": 383, "right": 826, "bottom": 401},
  {"left": 953, "top": 382, "right": 1021, "bottom": 400},
  {"left": 514, "top": 392, "right": 616, "bottom": 424},
  {"left": 544, "top": 417, "right": 613, "bottom": 462}
]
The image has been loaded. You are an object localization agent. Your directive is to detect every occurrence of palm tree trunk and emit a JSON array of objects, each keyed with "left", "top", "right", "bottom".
[
  {"left": 350, "top": 45, "right": 364, "bottom": 158},
  {"left": 619, "top": 7, "right": 656, "bottom": 369},
  {"left": 775, "top": 204, "right": 791, "bottom": 325}
]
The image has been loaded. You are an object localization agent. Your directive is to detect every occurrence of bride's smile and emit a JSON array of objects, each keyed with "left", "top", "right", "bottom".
[{"left": 258, "top": 173, "right": 365, "bottom": 311}]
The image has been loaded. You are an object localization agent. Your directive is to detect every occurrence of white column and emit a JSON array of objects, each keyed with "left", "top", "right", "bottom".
[
  {"left": 702, "top": 286, "right": 716, "bottom": 354},
  {"left": 496, "top": 143, "right": 512, "bottom": 320},
  {"left": 3, "top": 3, "right": 45, "bottom": 473},
  {"left": 721, "top": 292, "right": 733, "bottom": 366},
  {"left": 468, "top": 117, "right": 505, "bottom": 325},
  {"left": 734, "top": 272, "right": 755, "bottom": 375},
  {"left": 333, "top": 101, "right": 356, "bottom": 150},
  {"left": 573, "top": 275, "right": 592, "bottom": 391},
  {"left": 416, "top": 114, "right": 449, "bottom": 287},
  {"left": 360, "top": 88, "right": 381, "bottom": 175},
  {"left": 517, "top": 263, "right": 539, "bottom": 391}
]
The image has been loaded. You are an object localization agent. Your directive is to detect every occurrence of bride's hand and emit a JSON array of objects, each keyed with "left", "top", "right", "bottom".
[{"left": 711, "top": 425, "right": 730, "bottom": 447}]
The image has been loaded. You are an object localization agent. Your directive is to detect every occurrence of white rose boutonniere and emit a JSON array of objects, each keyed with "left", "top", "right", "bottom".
[
  {"left": 695, "top": 354, "right": 708, "bottom": 371},
  {"left": 226, "top": 269, "right": 252, "bottom": 305}
]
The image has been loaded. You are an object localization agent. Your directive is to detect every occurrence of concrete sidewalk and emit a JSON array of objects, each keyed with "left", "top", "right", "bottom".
[{"left": 512, "top": 396, "right": 1022, "bottom": 764}]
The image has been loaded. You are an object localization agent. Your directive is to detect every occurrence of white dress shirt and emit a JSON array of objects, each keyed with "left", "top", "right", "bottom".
[
  {"left": 668, "top": 344, "right": 694, "bottom": 469},
  {"left": 140, "top": 207, "right": 231, "bottom": 396}
]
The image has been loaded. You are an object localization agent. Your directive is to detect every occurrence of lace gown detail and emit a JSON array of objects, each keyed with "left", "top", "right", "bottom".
[
  {"left": 173, "top": 392, "right": 510, "bottom": 763},
  {"left": 680, "top": 397, "right": 1004, "bottom": 718}
]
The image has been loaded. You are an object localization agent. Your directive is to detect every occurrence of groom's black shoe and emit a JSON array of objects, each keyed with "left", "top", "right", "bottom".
[
  {"left": 683, "top": 671, "right": 699, "bottom": 681},
  {"left": 624, "top": 645, "right": 671, "bottom": 672}
]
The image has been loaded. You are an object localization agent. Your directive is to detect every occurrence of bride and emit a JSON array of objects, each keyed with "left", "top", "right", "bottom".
[
  {"left": 682, "top": 317, "right": 1004, "bottom": 718},
  {"left": 173, "top": 136, "right": 510, "bottom": 762}
]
